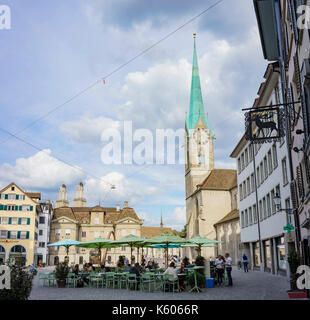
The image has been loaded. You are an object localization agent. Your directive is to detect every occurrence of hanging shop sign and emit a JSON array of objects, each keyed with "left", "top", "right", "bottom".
[{"left": 244, "top": 106, "right": 285, "bottom": 144}]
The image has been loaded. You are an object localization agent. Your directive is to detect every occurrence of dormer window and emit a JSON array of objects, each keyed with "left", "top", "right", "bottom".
[{"left": 11, "top": 186, "right": 15, "bottom": 191}]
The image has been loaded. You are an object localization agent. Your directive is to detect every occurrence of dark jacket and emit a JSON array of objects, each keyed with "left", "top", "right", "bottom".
[{"left": 129, "top": 266, "right": 140, "bottom": 277}]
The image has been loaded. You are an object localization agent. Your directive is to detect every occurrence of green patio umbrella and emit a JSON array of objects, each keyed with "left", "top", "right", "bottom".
[
  {"left": 47, "top": 239, "right": 81, "bottom": 263},
  {"left": 110, "top": 235, "right": 146, "bottom": 264},
  {"left": 77, "top": 238, "right": 116, "bottom": 265},
  {"left": 145, "top": 233, "right": 188, "bottom": 268},
  {"left": 188, "top": 235, "right": 221, "bottom": 256}
]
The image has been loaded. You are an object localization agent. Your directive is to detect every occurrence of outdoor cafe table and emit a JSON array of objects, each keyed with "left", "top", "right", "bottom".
[{"left": 189, "top": 266, "right": 204, "bottom": 293}]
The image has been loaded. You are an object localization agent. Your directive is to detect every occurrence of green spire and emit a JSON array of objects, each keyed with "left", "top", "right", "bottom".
[{"left": 186, "top": 34, "right": 213, "bottom": 137}]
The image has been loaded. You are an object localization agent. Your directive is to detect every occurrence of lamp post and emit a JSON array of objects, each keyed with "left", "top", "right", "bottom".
[{"left": 273, "top": 193, "right": 297, "bottom": 248}]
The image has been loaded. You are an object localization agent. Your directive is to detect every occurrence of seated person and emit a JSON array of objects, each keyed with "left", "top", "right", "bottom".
[
  {"left": 163, "top": 262, "right": 179, "bottom": 291},
  {"left": 164, "top": 262, "right": 178, "bottom": 280},
  {"left": 129, "top": 263, "right": 140, "bottom": 289},
  {"left": 130, "top": 263, "right": 140, "bottom": 278},
  {"left": 72, "top": 264, "right": 79, "bottom": 277},
  {"left": 177, "top": 262, "right": 187, "bottom": 291},
  {"left": 124, "top": 263, "right": 131, "bottom": 272}
]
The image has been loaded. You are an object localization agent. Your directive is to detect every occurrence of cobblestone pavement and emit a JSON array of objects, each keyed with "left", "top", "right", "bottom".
[{"left": 29, "top": 267, "right": 290, "bottom": 300}]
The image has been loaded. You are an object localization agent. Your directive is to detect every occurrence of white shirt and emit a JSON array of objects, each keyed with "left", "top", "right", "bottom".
[
  {"left": 215, "top": 258, "right": 224, "bottom": 269},
  {"left": 163, "top": 267, "right": 178, "bottom": 280},
  {"left": 225, "top": 257, "right": 232, "bottom": 267}
]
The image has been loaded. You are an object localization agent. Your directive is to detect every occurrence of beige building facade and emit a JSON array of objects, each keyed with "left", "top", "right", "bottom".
[
  {"left": 214, "top": 208, "right": 241, "bottom": 265},
  {"left": 49, "top": 183, "right": 143, "bottom": 265},
  {"left": 0, "top": 183, "right": 42, "bottom": 266}
]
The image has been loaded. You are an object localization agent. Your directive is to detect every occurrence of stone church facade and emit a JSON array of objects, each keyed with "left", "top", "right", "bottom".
[{"left": 185, "top": 34, "right": 240, "bottom": 263}]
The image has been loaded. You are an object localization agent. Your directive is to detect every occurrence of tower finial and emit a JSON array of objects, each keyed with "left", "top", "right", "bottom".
[
  {"left": 193, "top": 32, "right": 196, "bottom": 39},
  {"left": 160, "top": 210, "right": 163, "bottom": 228}
]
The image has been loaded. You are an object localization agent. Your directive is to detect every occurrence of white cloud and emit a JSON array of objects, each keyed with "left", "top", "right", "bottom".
[
  {"left": 165, "top": 206, "right": 186, "bottom": 231},
  {"left": 0, "top": 149, "right": 83, "bottom": 190},
  {"left": 61, "top": 115, "right": 120, "bottom": 144},
  {"left": 84, "top": 171, "right": 159, "bottom": 206}
]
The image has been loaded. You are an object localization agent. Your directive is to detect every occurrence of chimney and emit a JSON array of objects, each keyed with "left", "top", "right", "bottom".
[
  {"left": 116, "top": 204, "right": 120, "bottom": 212},
  {"left": 124, "top": 201, "right": 128, "bottom": 208}
]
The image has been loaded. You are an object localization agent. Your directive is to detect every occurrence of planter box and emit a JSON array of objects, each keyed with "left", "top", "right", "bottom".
[
  {"left": 57, "top": 279, "right": 67, "bottom": 288},
  {"left": 287, "top": 290, "right": 308, "bottom": 299}
]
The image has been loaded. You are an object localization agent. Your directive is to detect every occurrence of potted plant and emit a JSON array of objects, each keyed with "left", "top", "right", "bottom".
[
  {"left": 195, "top": 255, "right": 205, "bottom": 275},
  {"left": 287, "top": 249, "right": 307, "bottom": 299},
  {"left": 55, "top": 263, "right": 69, "bottom": 288}
]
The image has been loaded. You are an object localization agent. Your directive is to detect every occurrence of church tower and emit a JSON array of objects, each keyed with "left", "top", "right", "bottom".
[
  {"left": 73, "top": 182, "right": 87, "bottom": 207},
  {"left": 55, "top": 184, "right": 69, "bottom": 208},
  {"left": 185, "top": 33, "right": 214, "bottom": 198}
]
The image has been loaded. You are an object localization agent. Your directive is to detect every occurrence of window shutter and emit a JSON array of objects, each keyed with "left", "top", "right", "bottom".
[
  {"left": 8, "top": 217, "right": 12, "bottom": 224},
  {"left": 290, "top": 181, "right": 298, "bottom": 209},
  {"left": 18, "top": 218, "right": 22, "bottom": 225},
  {"left": 296, "top": 164, "right": 305, "bottom": 201},
  {"left": 294, "top": 55, "right": 302, "bottom": 96},
  {"left": 30, "top": 206, "right": 33, "bottom": 211},
  {"left": 7, "top": 231, "right": 10, "bottom": 239},
  {"left": 288, "top": 0, "right": 299, "bottom": 44},
  {"left": 17, "top": 231, "right": 21, "bottom": 239},
  {"left": 4, "top": 194, "right": 8, "bottom": 200},
  {"left": 26, "top": 231, "right": 29, "bottom": 239},
  {"left": 16, "top": 195, "right": 19, "bottom": 200},
  {"left": 15, "top": 205, "right": 18, "bottom": 211},
  {"left": 0, "top": 204, "right": 3, "bottom": 210},
  {"left": 27, "top": 218, "right": 30, "bottom": 225},
  {"left": 4, "top": 205, "right": 7, "bottom": 210},
  {"left": 19, "top": 206, "right": 22, "bottom": 211}
]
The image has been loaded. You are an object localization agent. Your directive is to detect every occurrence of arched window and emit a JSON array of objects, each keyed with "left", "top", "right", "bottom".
[
  {"left": 79, "top": 256, "right": 83, "bottom": 264},
  {"left": 10, "top": 245, "right": 26, "bottom": 253},
  {"left": 0, "top": 245, "right": 5, "bottom": 265},
  {"left": 9, "top": 245, "right": 26, "bottom": 266},
  {"left": 54, "top": 256, "right": 59, "bottom": 265},
  {"left": 107, "top": 256, "right": 112, "bottom": 263}
]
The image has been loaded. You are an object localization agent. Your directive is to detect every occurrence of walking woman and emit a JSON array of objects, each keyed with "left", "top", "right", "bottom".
[
  {"left": 215, "top": 255, "right": 224, "bottom": 285},
  {"left": 242, "top": 254, "right": 249, "bottom": 272}
]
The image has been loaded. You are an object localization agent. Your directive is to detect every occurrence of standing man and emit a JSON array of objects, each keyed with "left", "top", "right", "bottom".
[
  {"left": 242, "top": 254, "right": 249, "bottom": 273},
  {"left": 224, "top": 253, "right": 233, "bottom": 286}
]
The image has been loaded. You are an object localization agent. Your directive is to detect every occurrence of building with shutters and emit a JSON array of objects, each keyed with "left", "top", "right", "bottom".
[
  {"left": 230, "top": 63, "right": 293, "bottom": 277},
  {"left": 0, "top": 182, "right": 42, "bottom": 266},
  {"left": 37, "top": 201, "right": 53, "bottom": 265},
  {"left": 253, "top": 0, "right": 310, "bottom": 274}
]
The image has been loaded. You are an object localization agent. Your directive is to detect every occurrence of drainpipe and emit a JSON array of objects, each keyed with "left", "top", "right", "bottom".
[{"left": 274, "top": 0, "right": 301, "bottom": 255}]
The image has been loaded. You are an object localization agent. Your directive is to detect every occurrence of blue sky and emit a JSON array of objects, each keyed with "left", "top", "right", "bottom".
[{"left": 0, "top": 0, "right": 268, "bottom": 230}]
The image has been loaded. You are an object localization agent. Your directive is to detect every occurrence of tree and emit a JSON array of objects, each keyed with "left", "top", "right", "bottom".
[
  {"left": 180, "top": 224, "right": 187, "bottom": 238},
  {"left": 0, "top": 264, "right": 33, "bottom": 300}
]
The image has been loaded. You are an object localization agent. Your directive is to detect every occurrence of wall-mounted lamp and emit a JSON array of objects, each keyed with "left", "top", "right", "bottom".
[{"left": 296, "top": 129, "right": 305, "bottom": 135}]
